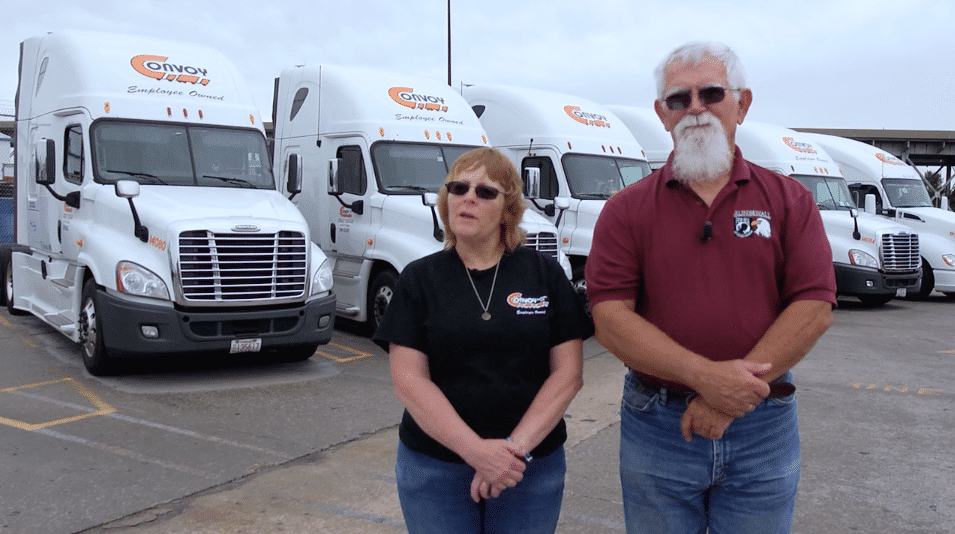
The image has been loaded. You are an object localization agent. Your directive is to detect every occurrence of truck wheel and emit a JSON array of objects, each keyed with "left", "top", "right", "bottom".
[
  {"left": 857, "top": 294, "right": 894, "bottom": 307},
  {"left": 80, "top": 279, "right": 114, "bottom": 376},
  {"left": 571, "top": 265, "right": 591, "bottom": 317},
  {"left": 369, "top": 269, "right": 399, "bottom": 332},
  {"left": 2, "top": 247, "right": 28, "bottom": 315},
  {"left": 275, "top": 343, "right": 318, "bottom": 363},
  {"left": 912, "top": 260, "right": 934, "bottom": 299}
]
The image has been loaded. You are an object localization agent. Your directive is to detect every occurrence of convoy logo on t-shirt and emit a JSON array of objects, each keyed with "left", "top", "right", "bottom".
[
  {"left": 733, "top": 210, "right": 772, "bottom": 238},
  {"left": 507, "top": 293, "right": 550, "bottom": 315}
]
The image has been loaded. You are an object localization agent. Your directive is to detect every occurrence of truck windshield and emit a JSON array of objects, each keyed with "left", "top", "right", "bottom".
[
  {"left": 561, "top": 154, "right": 652, "bottom": 199},
  {"left": 882, "top": 178, "right": 933, "bottom": 208},
  {"left": 793, "top": 175, "right": 856, "bottom": 211},
  {"left": 371, "top": 142, "right": 474, "bottom": 193},
  {"left": 91, "top": 121, "right": 274, "bottom": 189}
]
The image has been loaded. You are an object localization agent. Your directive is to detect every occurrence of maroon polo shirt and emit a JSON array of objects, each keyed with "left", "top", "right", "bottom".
[{"left": 586, "top": 148, "right": 836, "bottom": 386}]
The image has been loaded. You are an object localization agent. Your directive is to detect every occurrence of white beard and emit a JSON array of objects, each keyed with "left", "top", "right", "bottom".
[{"left": 671, "top": 112, "right": 733, "bottom": 185}]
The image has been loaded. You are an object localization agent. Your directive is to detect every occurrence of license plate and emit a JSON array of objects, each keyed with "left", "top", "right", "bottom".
[
  {"left": 896, "top": 288, "right": 907, "bottom": 298},
  {"left": 230, "top": 338, "right": 262, "bottom": 354}
]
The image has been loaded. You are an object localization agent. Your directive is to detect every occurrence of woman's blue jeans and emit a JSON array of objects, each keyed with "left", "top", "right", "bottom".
[
  {"left": 395, "top": 440, "right": 566, "bottom": 534},
  {"left": 619, "top": 371, "right": 801, "bottom": 534}
]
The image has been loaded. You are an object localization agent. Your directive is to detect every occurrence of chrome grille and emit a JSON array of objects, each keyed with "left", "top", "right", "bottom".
[
  {"left": 880, "top": 233, "right": 919, "bottom": 273},
  {"left": 178, "top": 230, "right": 307, "bottom": 301},
  {"left": 526, "top": 232, "right": 560, "bottom": 261}
]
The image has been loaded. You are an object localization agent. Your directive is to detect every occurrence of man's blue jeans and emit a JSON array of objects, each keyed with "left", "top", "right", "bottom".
[
  {"left": 619, "top": 371, "right": 801, "bottom": 534},
  {"left": 396, "top": 440, "right": 566, "bottom": 534}
]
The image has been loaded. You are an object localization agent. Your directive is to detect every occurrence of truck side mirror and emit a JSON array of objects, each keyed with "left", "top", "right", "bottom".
[
  {"left": 115, "top": 179, "right": 141, "bottom": 199},
  {"left": 287, "top": 154, "right": 302, "bottom": 196},
  {"left": 864, "top": 193, "right": 877, "bottom": 215},
  {"left": 524, "top": 167, "right": 541, "bottom": 200},
  {"left": 35, "top": 138, "right": 56, "bottom": 185},
  {"left": 327, "top": 158, "right": 341, "bottom": 195}
]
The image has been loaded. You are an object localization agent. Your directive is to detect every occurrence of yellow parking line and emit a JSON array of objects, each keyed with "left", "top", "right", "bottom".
[
  {"left": 0, "top": 377, "right": 116, "bottom": 431},
  {"left": 317, "top": 342, "right": 374, "bottom": 363}
]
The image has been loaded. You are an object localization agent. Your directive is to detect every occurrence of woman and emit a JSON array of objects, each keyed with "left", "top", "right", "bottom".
[{"left": 373, "top": 147, "right": 592, "bottom": 534}]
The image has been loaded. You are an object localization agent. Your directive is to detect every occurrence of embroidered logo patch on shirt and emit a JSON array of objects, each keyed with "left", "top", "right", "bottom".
[
  {"left": 507, "top": 293, "right": 550, "bottom": 316},
  {"left": 733, "top": 210, "right": 772, "bottom": 238}
]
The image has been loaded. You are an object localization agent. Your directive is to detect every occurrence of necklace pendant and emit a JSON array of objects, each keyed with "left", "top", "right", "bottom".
[{"left": 481, "top": 312, "right": 491, "bottom": 321}]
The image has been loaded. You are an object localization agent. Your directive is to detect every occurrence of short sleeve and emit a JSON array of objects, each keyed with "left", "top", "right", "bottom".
[{"left": 372, "top": 264, "right": 429, "bottom": 353}]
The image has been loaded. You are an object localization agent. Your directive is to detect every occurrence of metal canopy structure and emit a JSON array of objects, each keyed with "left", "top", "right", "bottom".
[{"left": 793, "top": 128, "right": 955, "bottom": 196}]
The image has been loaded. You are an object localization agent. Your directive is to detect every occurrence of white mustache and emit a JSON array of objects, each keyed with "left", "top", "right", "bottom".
[{"left": 674, "top": 112, "right": 717, "bottom": 138}]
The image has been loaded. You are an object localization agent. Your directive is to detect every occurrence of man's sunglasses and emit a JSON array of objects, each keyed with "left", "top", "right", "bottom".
[
  {"left": 445, "top": 181, "right": 501, "bottom": 200},
  {"left": 664, "top": 86, "right": 739, "bottom": 111}
]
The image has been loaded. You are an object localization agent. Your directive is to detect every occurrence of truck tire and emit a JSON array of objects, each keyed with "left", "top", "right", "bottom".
[
  {"left": 912, "top": 260, "right": 934, "bottom": 299},
  {"left": 369, "top": 269, "right": 399, "bottom": 332},
  {"left": 571, "top": 265, "right": 591, "bottom": 317},
  {"left": 275, "top": 343, "right": 318, "bottom": 363},
  {"left": 2, "top": 246, "right": 28, "bottom": 315},
  {"left": 80, "top": 278, "right": 114, "bottom": 376},
  {"left": 857, "top": 294, "right": 894, "bottom": 307}
]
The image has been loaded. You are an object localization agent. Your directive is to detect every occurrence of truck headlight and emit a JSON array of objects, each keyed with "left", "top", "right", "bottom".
[
  {"left": 116, "top": 261, "right": 170, "bottom": 300},
  {"left": 942, "top": 254, "right": 955, "bottom": 267},
  {"left": 312, "top": 258, "right": 334, "bottom": 294},
  {"left": 848, "top": 249, "right": 879, "bottom": 269}
]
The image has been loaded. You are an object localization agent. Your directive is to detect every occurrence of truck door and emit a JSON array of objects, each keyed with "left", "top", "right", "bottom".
[
  {"left": 326, "top": 144, "right": 370, "bottom": 259},
  {"left": 57, "top": 124, "right": 85, "bottom": 259},
  {"left": 28, "top": 122, "right": 81, "bottom": 256}
]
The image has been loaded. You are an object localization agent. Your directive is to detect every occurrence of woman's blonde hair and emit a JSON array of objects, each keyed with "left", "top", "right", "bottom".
[{"left": 438, "top": 147, "right": 526, "bottom": 251}]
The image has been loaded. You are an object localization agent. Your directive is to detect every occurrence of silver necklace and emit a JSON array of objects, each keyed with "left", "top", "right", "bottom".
[{"left": 465, "top": 259, "right": 500, "bottom": 321}]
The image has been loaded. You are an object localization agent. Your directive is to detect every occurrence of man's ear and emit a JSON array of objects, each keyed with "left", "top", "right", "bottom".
[
  {"left": 654, "top": 99, "right": 671, "bottom": 132},
  {"left": 736, "top": 88, "right": 753, "bottom": 125}
]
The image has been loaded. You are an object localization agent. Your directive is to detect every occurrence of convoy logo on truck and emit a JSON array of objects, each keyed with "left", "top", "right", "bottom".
[
  {"left": 564, "top": 106, "right": 610, "bottom": 128},
  {"left": 389, "top": 87, "right": 449, "bottom": 112},
  {"left": 131, "top": 55, "right": 211, "bottom": 85},
  {"left": 876, "top": 153, "right": 905, "bottom": 166},
  {"left": 782, "top": 137, "right": 817, "bottom": 154}
]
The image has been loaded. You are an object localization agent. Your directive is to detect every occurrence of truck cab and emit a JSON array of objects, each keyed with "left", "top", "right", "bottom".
[
  {"left": 271, "top": 65, "right": 569, "bottom": 329},
  {"left": 463, "top": 85, "right": 652, "bottom": 305},
  {"left": 735, "top": 122, "right": 921, "bottom": 306},
  {"left": 809, "top": 133, "right": 955, "bottom": 299},
  {"left": 3, "top": 30, "right": 335, "bottom": 374}
]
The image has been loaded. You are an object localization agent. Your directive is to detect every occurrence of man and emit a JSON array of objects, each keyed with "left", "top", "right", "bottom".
[{"left": 586, "top": 41, "right": 837, "bottom": 533}]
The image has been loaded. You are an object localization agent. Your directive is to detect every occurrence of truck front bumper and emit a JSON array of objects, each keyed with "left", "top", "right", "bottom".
[
  {"left": 96, "top": 290, "right": 336, "bottom": 357},
  {"left": 834, "top": 264, "right": 921, "bottom": 296}
]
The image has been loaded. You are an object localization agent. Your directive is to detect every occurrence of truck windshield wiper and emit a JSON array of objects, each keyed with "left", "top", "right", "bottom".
[
  {"left": 576, "top": 193, "right": 611, "bottom": 199},
  {"left": 106, "top": 169, "right": 166, "bottom": 184},
  {"left": 203, "top": 175, "right": 255, "bottom": 188},
  {"left": 386, "top": 185, "right": 434, "bottom": 194}
]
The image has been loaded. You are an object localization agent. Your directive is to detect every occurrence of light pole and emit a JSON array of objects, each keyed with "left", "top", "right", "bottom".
[{"left": 447, "top": 0, "right": 452, "bottom": 86}]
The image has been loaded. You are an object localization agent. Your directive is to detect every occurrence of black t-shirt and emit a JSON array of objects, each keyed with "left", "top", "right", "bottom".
[{"left": 373, "top": 246, "right": 593, "bottom": 463}]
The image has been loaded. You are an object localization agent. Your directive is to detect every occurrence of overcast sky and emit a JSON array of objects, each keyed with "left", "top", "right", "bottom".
[{"left": 3, "top": 0, "right": 953, "bottom": 131}]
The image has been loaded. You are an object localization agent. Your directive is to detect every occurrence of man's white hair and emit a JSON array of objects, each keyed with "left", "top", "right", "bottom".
[{"left": 654, "top": 42, "right": 747, "bottom": 98}]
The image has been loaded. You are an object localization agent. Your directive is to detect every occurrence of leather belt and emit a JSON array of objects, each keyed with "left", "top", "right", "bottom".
[{"left": 637, "top": 375, "right": 796, "bottom": 404}]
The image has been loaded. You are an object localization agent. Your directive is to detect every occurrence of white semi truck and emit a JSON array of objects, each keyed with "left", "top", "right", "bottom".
[
  {"left": 2, "top": 30, "right": 336, "bottom": 375},
  {"left": 809, "top": 133, "right": 955, "bottom": 298},
  {"left": 735, "top": 123, "right": 921, "bottom": 306},
  {"left": 271, "top": 65, "right": 569, "bottom": 329},
  {"left": 462, "top": 85, "right": 652, "bottom": 303},
  {"left": 604, "top": 105, "right": 673, "bottom": 170}
]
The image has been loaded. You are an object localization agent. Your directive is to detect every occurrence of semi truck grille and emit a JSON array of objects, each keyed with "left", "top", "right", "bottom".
[
  {"left": 880, "top": 233, "right": 920, "bottom": 273},
  {"left": 178, "top": 230, "right": 308, "bottom": 302},
  {"left": 526, "top": 232, "right": 560, "bottom": 262}
]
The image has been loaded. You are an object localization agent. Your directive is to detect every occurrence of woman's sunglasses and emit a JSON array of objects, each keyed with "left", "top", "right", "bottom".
[
  {"left": 445, "top": 181, "right": 501, "bottom": 200},
  {"left": 664, "top": 86, "right": 739, "bottom": 111}
]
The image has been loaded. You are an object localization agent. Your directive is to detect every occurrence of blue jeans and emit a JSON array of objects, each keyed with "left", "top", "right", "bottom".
[
  {"left": 395, "top": 440, "right": 566, "bottom": 534},
  {"left": 619, "top": 371, "right": 801, "bottom": 534}
]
